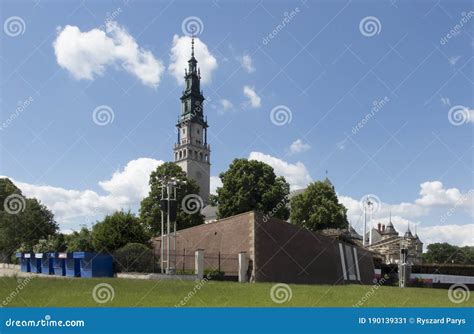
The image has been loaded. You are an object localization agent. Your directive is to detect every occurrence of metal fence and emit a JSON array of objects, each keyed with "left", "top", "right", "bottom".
[{"left": 111, "top": 248, "right": 239, "bottom": 279}]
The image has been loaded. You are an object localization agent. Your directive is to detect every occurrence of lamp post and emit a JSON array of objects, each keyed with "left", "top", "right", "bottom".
[
  {"left": 363, "top": 199, "right": 373, "bottom": 246},
  {"left": 399, "top": 238, "right": 409, "bottom": 288},
  {"left": 160, "top": 177, "right": 182, "bottom": 275}
]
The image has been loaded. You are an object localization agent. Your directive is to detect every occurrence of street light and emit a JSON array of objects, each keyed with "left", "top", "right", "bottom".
[{"left": 159, "top": 177, "right": 182, "bottom": 274}]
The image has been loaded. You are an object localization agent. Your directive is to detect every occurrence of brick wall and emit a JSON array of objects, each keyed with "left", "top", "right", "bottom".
[
  {"left": 153, "top": 212, "right": 253, "bottom": 276},
  {"left": 253, "top": 212, "right": 375, "bottom": 284},
  {"left": 152, "top": 211, "right": 375, "bottom": 284}
]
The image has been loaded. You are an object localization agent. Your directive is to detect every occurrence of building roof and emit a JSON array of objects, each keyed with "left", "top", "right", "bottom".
[
  {"left": 201, "top": 204, "right": 217, "bottom": 222},
  {"left": 382, "top": 221, "right": 398, "bottom": 235}
]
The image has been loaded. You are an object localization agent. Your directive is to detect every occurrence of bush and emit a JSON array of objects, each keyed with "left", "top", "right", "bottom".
[
  {"left": 204, "top": 269, "right": 225, "bottom": 280},
  {"left": 114, "top": 243, "right": 155, "bottom": 273}
]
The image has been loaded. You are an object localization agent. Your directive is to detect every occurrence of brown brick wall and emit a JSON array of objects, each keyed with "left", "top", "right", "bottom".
[
  {"left": 152, "top": 211, "right": 375, "bottom": 284},
  {"left": 253, "top": 212, "right": 374, "bottom": 284},
  {"left": 152, "top": 212, "right": 253, "bottom": 276}
]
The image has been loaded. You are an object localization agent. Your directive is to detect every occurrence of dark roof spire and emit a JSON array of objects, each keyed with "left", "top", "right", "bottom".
[{"left": 191, "top": 35, "right": 195, "bottom": 58}]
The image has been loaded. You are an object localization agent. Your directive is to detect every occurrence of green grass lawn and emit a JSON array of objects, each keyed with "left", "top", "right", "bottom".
[{"left": 0, "top": 276, "right": 471, "bottom": 307}]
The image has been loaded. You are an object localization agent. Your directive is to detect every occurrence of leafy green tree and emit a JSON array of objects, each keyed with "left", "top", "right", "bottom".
[
  {"left": 0, "top": 178, "right": 58, "bottom": 262},
  {"left": 290, "top": 179, "right": 348, "bottom": 231},
  {"left": 139, "top": 162, "right": 204, "bottom": 235},
  {"left": 32, "top": 234, "right": 67, "bottom": 253},
  {"left": 216, "top": 159, "right": 290, "bottom": 220},
  {"left": 92, "top": 211, "right": 149, "bottom": 252},
  {"left": 65, "top": 227, "right": 94, "bottom": 252},
  {"left": 114, "top": 243, "right": 156, "bottom": 273},
  {"left": 423, "top": 243, "right": 472, "bottom": 264}
]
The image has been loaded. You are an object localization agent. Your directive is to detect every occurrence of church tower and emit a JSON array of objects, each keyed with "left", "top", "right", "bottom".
[{"left": 173, "top": 38, "right": 210, "bottom": 204}]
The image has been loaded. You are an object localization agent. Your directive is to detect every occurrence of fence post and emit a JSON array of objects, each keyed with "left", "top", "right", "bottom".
[
  {"left": 182, "top": 248, "right": 186, "bottom": 272},
  {"left": 195, "top": 249, "right": 204, "bottom": 279},
  {"left": 238, "top": 252, "right": 248, "bottom": 283}
]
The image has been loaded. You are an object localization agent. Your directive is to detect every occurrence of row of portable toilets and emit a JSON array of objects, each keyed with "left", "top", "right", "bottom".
[{"left": 15, "top": 252, "right": 114, "bottom": 278}]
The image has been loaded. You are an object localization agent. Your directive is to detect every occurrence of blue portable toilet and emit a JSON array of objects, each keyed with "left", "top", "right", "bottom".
[
  {"left": 40, "top": 253, "right": 54, "bottom": 275},
  {"left": 30, "top": 253, "right": 42, "bottom": 274},
  {"left": 51, "top": 252, "right": 66, "bottom": 276},
  {"left": 65, "top": 253, "right": 80, "bottom": 277},
  {"left": 16, "top": 253, "right": 30, "bottom": 273},
  {"left": 74, "top": 252, "right": 113, "bottom": 278}
]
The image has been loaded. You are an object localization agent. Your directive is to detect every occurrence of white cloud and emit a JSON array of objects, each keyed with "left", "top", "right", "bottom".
[
  {"left": 53, "top": 22, "right": 164, "bottom": 88},
  {"left": 419, "top": 224, "right": 473, "bottom": 247},
  {"left": 7, "top": 158, "right": 163, "bottom": 230},
  {"left": 168, "top": 35, "right": 217, "bottom": 84},
  {"left": 248, "top": 152, "right": 312, "bottom": 190},
  {"left": 415, "top": 181, "right": 474, "bottom": 213},
  {"left": 289, "top": 139, "right": 310, "bottom": 154},
  {"left": 210, "top": 176, "right": 222, "bottom": 195},
  {"left": 217, "top": 99, "right": 234, "bottom": 114},
  {"left": 238, "top": 53, "right": 255, "bottom": 73},
  {"left": 448, "top": 56, "right": 461, "bottom": 66},
  {"left": 243, "top": 85, "right": 261, "bottom": 108},
  {"left": 98, "top": 158, "right": 162, "bottom": 202}
]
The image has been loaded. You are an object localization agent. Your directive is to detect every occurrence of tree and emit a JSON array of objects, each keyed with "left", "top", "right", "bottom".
[
  {"left": 216, "top": 159, "right": 290, "bottom": 220},
  {"left": 92, "top": 211, "right": 149, "bottom": 252},
  {"left": 139, "top": 162, "right": 204, "bottom": 235},
  {"left": 65, "top": 227, "right": 94, "bottom": 252},
  {"left": 0, "top": 178, "right": 58, "bottom": 262},
  {"left": 114, "top": 243, "right": 155, "bottom": 273},
  {"left": 423, "top": 243, "right": 472, "bottom": 264},
  {"left": 290, "top": 179, "right": 348, "bottom": 231},
  {"left": 32, "top": 234, "right": 67, "bottom": 253}
]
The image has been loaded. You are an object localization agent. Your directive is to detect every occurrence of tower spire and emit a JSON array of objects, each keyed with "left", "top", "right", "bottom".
[{"left": 191, "top": 35, "right": 195, "bottom": 58}]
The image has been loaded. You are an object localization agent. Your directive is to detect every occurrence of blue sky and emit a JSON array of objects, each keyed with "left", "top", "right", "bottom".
[{"left": 0, "top": 0, "right": 472, "bottom": 246}]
